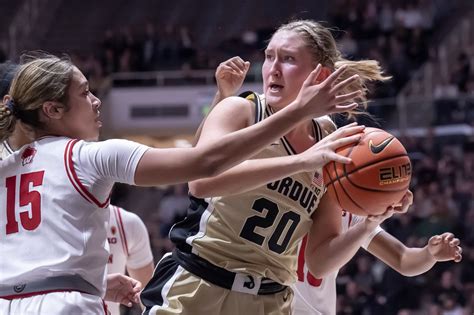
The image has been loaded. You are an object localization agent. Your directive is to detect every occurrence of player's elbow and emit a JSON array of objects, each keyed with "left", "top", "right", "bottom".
[
  {"left": 188, "top": 180, "right": 212, "bottom": 198},
  {"left": 306, "top": 261, "right": 329, "bottom": 279},
  {"left": 395, "top": 265, "right": 422, "bottom": 277},
  {"left": 191, "top": 150, "right": 225, "bottom": 180},
  {"left": 305, "top": 251, "right": 332, "bottom": 278}
]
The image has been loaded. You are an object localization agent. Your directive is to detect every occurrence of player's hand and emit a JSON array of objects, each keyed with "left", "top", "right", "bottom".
[
  {"left": 365, "top": 190, "right": 413, "bottom": 226},
  {"left": 105, "top": 273, "right": 142, "bottom": 307},
  {"left": 294, "top": 64, "right": 362, "bottom": 119},
  {"left": 300, "top": 122, "right": 365, "bottom": 171},
  {"left": 390, "top": 190, "right": 413, "bottom": 214},
  {"left": 216, "top": 56, "right": 250, "bottom": 98},
  {"left": 427, "top": 232, "right": 462, "bottom": 262}
]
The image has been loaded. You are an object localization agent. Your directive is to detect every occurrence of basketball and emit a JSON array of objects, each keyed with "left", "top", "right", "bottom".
[{"left": 323, "top": 127, "right": 412, "bottom": 216}]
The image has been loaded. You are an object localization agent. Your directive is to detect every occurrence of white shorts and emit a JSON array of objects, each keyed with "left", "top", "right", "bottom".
[{"left": 0, "top": 291, "right": 106, "bottom": 315}]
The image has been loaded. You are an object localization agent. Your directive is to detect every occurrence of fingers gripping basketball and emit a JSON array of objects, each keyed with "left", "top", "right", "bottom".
[{"left": 323, "top": 127, "right": 412, "bottom": 215}]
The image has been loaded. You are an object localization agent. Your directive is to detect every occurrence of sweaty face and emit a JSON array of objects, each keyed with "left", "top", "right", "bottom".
[
  {"left": 262, "top": 30, "right": 315, "bottom": 109},
  {"left": 61, "top": 67, "right": 102, "bottom": 141}
]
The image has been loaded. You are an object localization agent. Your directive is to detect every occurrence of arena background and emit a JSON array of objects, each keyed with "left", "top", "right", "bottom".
[{"left": 1, "top": 0, "right": 473, "bottom": 314}]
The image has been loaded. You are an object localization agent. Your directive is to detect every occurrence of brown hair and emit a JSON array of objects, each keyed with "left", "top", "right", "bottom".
[
  {"left": 274, "top": 20, "right": 391, "bottom": 114},
  {"left": 0, "top": 54, "right": 74, "bottom": 141}
]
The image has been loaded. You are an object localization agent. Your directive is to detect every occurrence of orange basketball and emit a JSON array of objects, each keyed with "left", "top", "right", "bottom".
[{"left": 323, "top": 127, "right": 412, "bottom": 216}]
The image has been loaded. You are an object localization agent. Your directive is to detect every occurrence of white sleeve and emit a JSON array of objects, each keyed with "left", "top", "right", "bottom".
[
  {"left": 73, "top": 139, "right": 149, "bottom": 202},
  {"left": 122, "top": 211, "right": 154, "bottom": 269},
  {"left": 349, "top": 214, "right": 384, "bottom": 250}
]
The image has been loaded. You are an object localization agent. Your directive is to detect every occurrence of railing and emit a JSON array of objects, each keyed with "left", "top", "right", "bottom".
[
  {"left": 105, "top": 69, "right": 474, "bottom": 137},
  {"left": 397, "top": 8, "right": 474, "bottom": 133},
  {"left": 110, "top": 69, "right": 262, "bottom": 87}
]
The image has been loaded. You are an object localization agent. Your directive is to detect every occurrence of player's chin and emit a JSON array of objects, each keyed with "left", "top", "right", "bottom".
[{"left": 265, "top": 95, "right": 287, "bottom": 109}]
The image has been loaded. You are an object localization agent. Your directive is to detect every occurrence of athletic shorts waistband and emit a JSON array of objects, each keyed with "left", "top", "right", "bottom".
[{"left": 173, "top": 249, "right": 287, "bottom": 296}]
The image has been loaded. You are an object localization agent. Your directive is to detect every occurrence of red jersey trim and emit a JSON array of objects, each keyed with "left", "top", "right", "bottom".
[
  {"left": 113, "top": 206, "right": 130, "bottom": 256},
  {"left": 64, "top": 139, "right": 110, "bottom": 208}
]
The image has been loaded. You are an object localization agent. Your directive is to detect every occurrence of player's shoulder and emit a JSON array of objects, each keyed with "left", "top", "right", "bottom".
[{"left": 314, "top": 115, "right": 337, "bottom": 136}]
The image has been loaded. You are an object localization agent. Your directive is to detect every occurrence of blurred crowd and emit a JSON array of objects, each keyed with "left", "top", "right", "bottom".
[{"left": 25, "top": 0, "right": 468, "bottom": 101}]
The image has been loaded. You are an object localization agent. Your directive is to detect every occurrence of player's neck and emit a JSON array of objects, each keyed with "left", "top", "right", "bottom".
[
  {"left": 8, "top": 127, "right": 32, "bottom": 151},
  {"left": 284, "top": 120, "right": 317, "bottom": 154}
]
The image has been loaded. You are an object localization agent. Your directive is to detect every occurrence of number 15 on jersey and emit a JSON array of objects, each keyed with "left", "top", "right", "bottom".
[{"left": 3, "top": 171, "right": 45, "bottom": 235}]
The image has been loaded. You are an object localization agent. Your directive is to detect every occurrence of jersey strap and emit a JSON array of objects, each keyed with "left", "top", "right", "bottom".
[{"left": 238, "top": 91, "right": 263, "bottom": 124}]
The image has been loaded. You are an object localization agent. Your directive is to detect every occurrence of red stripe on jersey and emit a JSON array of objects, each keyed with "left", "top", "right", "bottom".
[
  {"left": 348, "top": 212, "right": 353, "bottom": 228},
  {"left": 65, "top": 140, "right": 95, "bottom": 204},
  {"left": 114, "top": 206, "right": 130, "bottom": 256},
  {"left": 102, "top": 298, "right": 108, "bottom": 314},
  {"left": 65, "top": 139, "right": 110, "bottom": 208}
]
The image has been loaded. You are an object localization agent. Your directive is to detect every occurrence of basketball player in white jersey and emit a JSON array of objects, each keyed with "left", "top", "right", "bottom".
[
  {"left": 1, "top": 143, "right": 149, "bottom": 314},
  {"left": 1, "top": 145, "right": 150, "bottom": 315},
  {"left": 0, "top": 54, "right": 363, "bottom": 314},
  {"left": 106, "top": 205, "right": 154, "bottom": 315},
  {"left": 0, "top": 61, "right": 144, "bottom": 313},
  {"left": 293, "top": 211, "right": 462, "bottom": 315}
]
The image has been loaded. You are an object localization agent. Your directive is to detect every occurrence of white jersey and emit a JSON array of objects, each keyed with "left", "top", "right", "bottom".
[
  {"left": 292, "top": 212, "right": 383, "bottom": 315},
  {"left": 106, "top": 205, "right": 154, "bottom": 315},
  {"left": 0, "top": 137, "right": 148, "bottom": 297}
]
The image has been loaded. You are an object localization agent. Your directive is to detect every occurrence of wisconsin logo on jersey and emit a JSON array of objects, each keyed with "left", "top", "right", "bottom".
[{"left": 21, "top": 146, "right": 37, "bottom": 166}]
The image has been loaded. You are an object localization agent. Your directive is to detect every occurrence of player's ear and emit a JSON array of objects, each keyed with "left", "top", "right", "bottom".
[
  {"left": 41, "top": 101, "right": 66, "bottom": 120},
  {"left": 315, "top": 67, "right": 332, "bottom": 83}
]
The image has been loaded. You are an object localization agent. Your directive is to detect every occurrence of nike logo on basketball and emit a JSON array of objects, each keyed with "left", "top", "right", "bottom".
[{"left": 369, "top": 137, "right": 394, "bottom": 154}]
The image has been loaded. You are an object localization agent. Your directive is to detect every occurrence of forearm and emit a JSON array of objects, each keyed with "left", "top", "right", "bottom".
[
  {"left": 398, "top": 246, "right": 436, "bottom": 276},
  {"left": 128, "top": 263, "right": 154, "bottom": 287},
  {"left": 367, "top": 232, "right": 437, "bottom": 277},
  {"left": 197, "top": 103, "right": 303, "bottom": 177},
  {"left": 189, "top": 155, "right": 306, "bottom": 198},
  {"left": 135, "top": 104, "right": 303, "bottom": 186},
  {"left": 211, "top": 90, "right": 226, "bottom": 107},
  {"left": 306, "top": 220, "right": 379, "bottom": 278}
]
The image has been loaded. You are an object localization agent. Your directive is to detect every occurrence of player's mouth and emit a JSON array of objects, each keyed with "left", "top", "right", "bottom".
[
  {"left": 269, "top": 83, "right": 284, "bottom": 92},
  {"left": 95, "top": 111, "right": 102, "bottom": 127}
]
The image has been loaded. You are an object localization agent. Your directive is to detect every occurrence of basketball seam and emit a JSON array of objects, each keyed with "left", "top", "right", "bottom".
[
  {"left": 324, "top": 161, "right": 344, "bottom": 210},
  {"left": 326, "top": 153, "right": 409, "bottom": 188},
  {"left": 333, "top": 162, "right": 366, "bottom": 213}
]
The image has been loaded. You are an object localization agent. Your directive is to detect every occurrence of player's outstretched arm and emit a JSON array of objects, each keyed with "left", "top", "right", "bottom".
[
  {"left": 367, "top": 231, "right": 462, "bottom": 277},
  {"left": 305, "top": 191, "right": 413, "bottom": 278},
  {"left": 189, "top": 123, "right": 363, "bottom": 198},
  {"left": 135, "top": 65, "right": 362, "bottom": 186}
]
